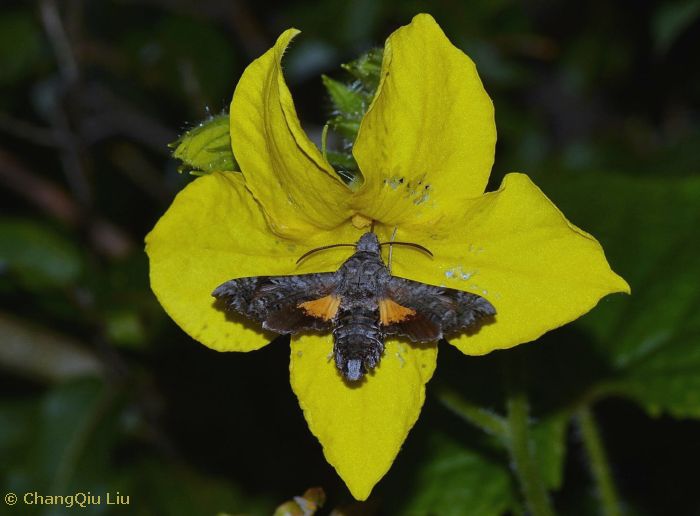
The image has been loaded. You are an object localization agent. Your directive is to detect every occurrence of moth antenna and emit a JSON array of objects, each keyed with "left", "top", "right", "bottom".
[
  {"left": 379, "top": 241, "right": 434, "bottom": 258},
  {"left": 296, "top": 243, "right": 356, "bottom": 265}
]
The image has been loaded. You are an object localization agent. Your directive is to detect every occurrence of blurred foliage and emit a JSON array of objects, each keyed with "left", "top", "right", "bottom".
[
  {"left": 0, "top": 11, "right": 45, "bottom": 86},
  {"left": 0, "top": 219, "right": 82, "bottom": 289},
  {"left": 121, "top": 15, "right": 237, "bottom": 109},
  {"left": 1, "top": 0, "right": 699, "bottom": 515}
]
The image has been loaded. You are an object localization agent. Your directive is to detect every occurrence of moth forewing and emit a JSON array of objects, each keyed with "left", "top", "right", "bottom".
[{"left": 212, "top": 273, "right": 340, "bottom": 333}]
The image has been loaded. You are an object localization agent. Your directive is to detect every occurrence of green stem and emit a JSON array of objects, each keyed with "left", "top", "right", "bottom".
[
  {"left": 434, "top": 386, "right": 507, "bottom": 437},
  {"left": 506, "top": 391, "right": 556, "bottom": 516},
  {"left": 321, "top": 123, "right": 329, "bottom": 160},
  {"left": 577, "top": 406, "right": 623, "bottom": 516}
]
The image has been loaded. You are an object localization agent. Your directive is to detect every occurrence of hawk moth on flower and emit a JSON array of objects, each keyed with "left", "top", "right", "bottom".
[{"left": 213, "top": 232, "right": 495, "bottom": 381}]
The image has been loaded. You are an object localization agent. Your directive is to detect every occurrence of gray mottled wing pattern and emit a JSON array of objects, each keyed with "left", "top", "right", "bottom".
[
  {"left": 383, "top": 276, "right": 496, "bottom": 342},
  {"left": 212, "top": 273, "right": 339, "bottom": 334}
]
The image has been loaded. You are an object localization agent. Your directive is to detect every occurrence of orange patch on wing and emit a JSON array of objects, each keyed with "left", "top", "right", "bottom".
[
  {"left": 298, "top": 295, "right": 341, "bottom": 321},
  {"left": 379, "top": 298, "right": 416, "bottom": 325}
]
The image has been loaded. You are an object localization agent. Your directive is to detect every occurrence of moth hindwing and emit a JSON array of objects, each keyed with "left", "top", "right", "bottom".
[{"left": 213, "top": 232, "right": 496, "bottom": 382}]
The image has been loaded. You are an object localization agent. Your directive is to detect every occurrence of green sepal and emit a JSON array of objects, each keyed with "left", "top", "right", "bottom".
[
  {"left": 170, "top": 113, "right": 238, "bottom": 175},
  {"left": 321, "top": 48, "right": 383, "bottom": 187},
  {"left": 327, "top": 116, "right": 361, "bottom": 141},
  {"left": 325, "top": 150, "right": 357, "bottom": 171}
]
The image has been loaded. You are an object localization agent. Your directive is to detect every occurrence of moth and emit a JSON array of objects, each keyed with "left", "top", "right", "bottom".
[{"left": 213, "top": 232, "right": 495, "bottom": 382}]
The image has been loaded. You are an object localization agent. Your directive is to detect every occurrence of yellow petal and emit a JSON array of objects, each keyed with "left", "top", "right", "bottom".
[
  {"left": 387, "top": 173, "right": 630, "bottom": 355},
  {"left": 290, "top": 334, "right": 437, "bottom": 500},
  {"left": 145, "top": 171, "right": 361, "bottom": 352},
  {"left": 352, "top": 13, "right": 496, "bottom": 226},
  {"left": 230, "top": 29, "right": 353, "bottom": 239}
]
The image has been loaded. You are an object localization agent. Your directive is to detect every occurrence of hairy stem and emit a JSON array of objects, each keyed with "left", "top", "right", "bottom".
[
  {"left": 434, "top": 386, "right": 508, "bottom": 437},
  {"left": 577, "top": 406, "right": 623, "bottom": 516},
  {"left": 506, "top": 391, "right": 556, "bottom": 516}
]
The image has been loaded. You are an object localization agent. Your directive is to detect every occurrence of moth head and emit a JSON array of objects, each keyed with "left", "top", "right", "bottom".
[
  {"left": 295, "top": 230, "right": 432, "bottom": 265},
  {"left": 295, "top": 231, "right": 380, "bottom": 264},
  {"left": 356, "top": 232, "right": 381, "bottom": 253}
]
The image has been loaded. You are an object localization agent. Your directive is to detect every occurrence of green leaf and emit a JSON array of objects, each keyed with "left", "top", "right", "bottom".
[
  {"left": 322, "top": 75, "right": 366, "bottom": 116},
  {"left": 538, "top": 171, "right": 700, "bottom": 418},
  {"left": 610, "top": 333, "right": 700, "bottom": 419},
  {"left": 327, "top": 115, "right": 361, "bottom": 141},
  {"left": 398, "top": 432, "right": 517, "bottom": 516},
  {"left": 171, "top": 113, "right": 238, "bottom": 174},
  {"left": 0, "top": 219, "right": 82, "bottom": 288},
  {"left": 341, "top": 48, "right": 383, "bottom": 91}
]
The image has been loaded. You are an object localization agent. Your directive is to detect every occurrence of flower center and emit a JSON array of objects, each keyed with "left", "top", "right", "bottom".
[{"left": 351, "top": 214, "right": 373, "bottom": 229}]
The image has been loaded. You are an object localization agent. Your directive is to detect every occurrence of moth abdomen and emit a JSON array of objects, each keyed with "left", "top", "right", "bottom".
[{"left": 332, "top": 308, "right": 385, "bottom": 381}]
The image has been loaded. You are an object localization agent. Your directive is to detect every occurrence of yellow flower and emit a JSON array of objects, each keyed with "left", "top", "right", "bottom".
[{"left": 145, "top": 13, "right": 629, "bottom": 500}]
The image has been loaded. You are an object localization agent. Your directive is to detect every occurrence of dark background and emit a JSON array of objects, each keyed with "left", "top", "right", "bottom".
[{"left": 1, "top": 1, "right": 699, "bottom": 514}]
